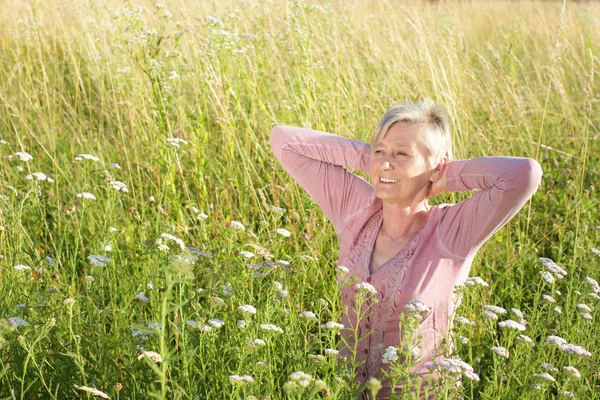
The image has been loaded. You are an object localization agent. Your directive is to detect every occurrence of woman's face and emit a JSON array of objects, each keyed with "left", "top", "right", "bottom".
[{"left": 370, "top": 121, "right": 435, "bottom": 205}]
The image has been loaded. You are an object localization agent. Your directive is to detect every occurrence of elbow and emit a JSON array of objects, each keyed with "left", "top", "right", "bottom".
[
  {"left": 520, "top": 158, "right": 543, "bottom": 193},
  {"left": 269, "top": 125, "right": 287, "bottom": 155}
]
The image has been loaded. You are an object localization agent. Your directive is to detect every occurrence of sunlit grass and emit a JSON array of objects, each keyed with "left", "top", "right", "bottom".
[{"left": 0, "top": 0, "right": 598, "bottom": 398}]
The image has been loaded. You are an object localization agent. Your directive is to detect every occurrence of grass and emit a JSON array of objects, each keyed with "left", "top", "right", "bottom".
[{"left": 0, "top": 0, "right": 599, "bottom": 398}]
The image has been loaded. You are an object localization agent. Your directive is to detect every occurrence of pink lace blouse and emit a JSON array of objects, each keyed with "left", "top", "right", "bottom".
[{"left": 270, "top": 125, "right": 543, "bottom": 397}]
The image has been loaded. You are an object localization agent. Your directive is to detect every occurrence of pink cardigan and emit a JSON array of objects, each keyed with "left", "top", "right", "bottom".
[{"left": 270, "top": 125, "right": 543, "bottom": 397}]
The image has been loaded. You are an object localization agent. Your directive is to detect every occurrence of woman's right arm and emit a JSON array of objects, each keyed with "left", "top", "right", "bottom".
[{"left": 270, "top": 125, "right": 374, "bottom": 234}]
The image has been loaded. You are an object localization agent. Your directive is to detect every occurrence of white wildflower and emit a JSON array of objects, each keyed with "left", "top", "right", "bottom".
[
  {"left": 187, "top": 320, "right": 199, "bottom": 329},
  {"left": 135, "top": 292, "right": 150, "bottom": 302},
  {"left": 25, "top": 172, "right": 53, "bottom": 182},
  {"left": 325, "top": 348, "right": 339, "bottom": 356},
  {"left": 558, "top": 343, "right": 592, "bottom": 356},
  {"left": 541, "top": 363, "right": 558, "bottom": 372},
  {"left": 539, "top": 271, "right": 555, "bottom": 284},
  {"left": 308, "top": 354, "right": 325, "bottom": 363},
  {"left": 110, "top": 163, "right": 121, "bottom": 169},
  {"left": 591, "top": 248, "right": 600, "bottom": 256},
  {"left": 498, "top": 320, "right": 526, "bottom": 331},
  {"left": 84, "top": 275, "right": 95, "bottom": 282},
  {"left": 405, "top": 299, "right": 430, "bottom": 314},
  {"left": 483, "top": 310, "right": 498, "bottom": 320},
  {"left": 108, "top": 181, "right": 129, "bottom": 192},
  {"left": 130, "top": 327, "right": 154, "bottom": 340},
  {"left": 63, "top": 298, "right": 76, "bottom": 307},
  {"left": 588, "top": 293, "right": 600, "bottom": 300},
  {"left": 230, "top": 220, "right": 245, "bottom": 230},
  {"left": 147, "top": 282, "right": 154, "bottom": 291},
  {"left": 15, "top": 152, "right": 33, "bottom": 162},
  {"left": 577, "top": 303, "right": 592, "bottom": 312},
  {"left": 355, "top": 282, "right": 377, "bottom": 295},
  {"left": 491, "top": 346, "right": 509, "bottom": 358},
  {"left": 88, "top": 254, "right": 110, "bottom": 267},
  {"left": 289, "top": 371, "right": 313, "bottom": 382},
  {"left": 544, "top": 335, "right": 568, "bottom": 346},
  {"left": 14, "top": 265, "right": 32, "bottom": 271},
  {"left": 108, "top": 227, "right": 118, "bottom": 233},
  {"left": 197, "top": 213, "right": 208, "bottom": 220},
  {"left": 580, "top": 312, "right": 592, "bottom": 319},
  {"left": 256, "top": 361, "right": 267, "bottom": 367},
  {"left": 542, "top": 295, "right": 556, "bottom": 303},
  {"left": 532, "top": 372, "right": 555, "bottom": 382},
  {"left": 160, "top": 233, "right": 185, "bottom": 250},
  {"left": 238, "top": 305, "right": 257, "bottom": 315},
  {"left": 168, "top": 70, "right": 179, "bottom": 80},
  {"left": 563, "top": 366, "right": 581, "bottom": 379},
  {"left": 260, "top": 323, "right": 283, "bottom": 333},
  {"left": 275, "top": 228, "right": 291, "bottom": 237},
  {"left": 336, "top": 265, "right": 349, "bottom": 274},
  {"left": 460, "top": 336, "right": 469, "bottom": 344},
  {"left": 208, "top": 319, "right": 225, "bottom": 328},
  {"left": 539, "top": 258, "right": 567, "bottom": 279},
  {"left": 239, "top": 251, "right": 255, "bottom": 259},
  {"left": 138, "top": 350, "right": 163, "bottom": 364},
  {"left": 553, "top": 306, "right": 562, "bottom": 314},
  {"left": 165, "top": 138, "right": 188, "bottom": 148},
  {"left": 277, "top": 260, "right": 290, "bottom": 266},
  {"left": 8, "top": 317, "right": 29, "bottom": 328},
  {"left": 463, "top": 276, "right": 489, "bottom": 287},
  {"left": 229, "top": 375, "right": 254, "bottom": 385},
  {"left": 585, "top": 277, "right": 600, "bottom": 293},
  {"left": 251, "top": 338, "right": 266, "bottom": 346},
  {"left": 382, "top": 346, "right": 399, "bottom": 364},
  {"left": 74, "top": 154, "right": 100, "bottom": 162},
  {"left": 427, "top": 357, "right": 479, "bottom": 381},
  {"left": 484, "top": 305, "right": 507, "bottom": 314},
  {"left": 299, "top": 311, "right": 317, "bottom": 319},
  {"left": 278, "top": 290, "right": 289, "bottom": 298},
  {"left": 237, "top": 320, "right": 246, "bottom": 329},
  {"left": 454, "top": 316, "right": 477, "bottom": 326},
  {"left": 321, "top": 321, "right": 344, "bottom": 330},
  {"left": 76, "top": 192, "right": 96, "bottom": 200},
  {"left": 73, "top": 385, "right": 110, "bottom": 399},
  {"left": 516, "top": 335, "right": 535, "bottom": 345}
]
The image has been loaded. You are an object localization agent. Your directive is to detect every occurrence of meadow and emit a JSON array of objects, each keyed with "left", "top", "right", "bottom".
[{"left": 0, "top": 0, "right": 599, "bottom": 398}]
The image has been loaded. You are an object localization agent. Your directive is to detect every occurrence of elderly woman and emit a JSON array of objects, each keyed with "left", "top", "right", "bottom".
[{"left": 270, "top": 100, "right": 542, "bottom": 398}]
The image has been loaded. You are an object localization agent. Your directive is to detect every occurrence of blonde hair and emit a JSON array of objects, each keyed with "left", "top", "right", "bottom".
[{"left": 370, "top": 99, "right": 453, "bottom": 167}]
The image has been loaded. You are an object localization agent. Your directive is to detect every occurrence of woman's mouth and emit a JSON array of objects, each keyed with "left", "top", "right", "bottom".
[{"left": 379, "top": 177, "right": 399, "bottom": 183}]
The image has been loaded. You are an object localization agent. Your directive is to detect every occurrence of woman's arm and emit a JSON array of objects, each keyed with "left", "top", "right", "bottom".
[
  {"left": 270, "top": 125, "right": 374, "bottom": 234},
  {"left": 434, "top": 157, "right": 543, "bottom": 259}
]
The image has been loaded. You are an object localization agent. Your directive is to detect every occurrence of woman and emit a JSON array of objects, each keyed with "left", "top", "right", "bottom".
[{"left": 270, "top": 100, "right": 542, "bottom": 398}]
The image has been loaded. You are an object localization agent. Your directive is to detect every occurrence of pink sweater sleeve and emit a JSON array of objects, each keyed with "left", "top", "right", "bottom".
[
  {"left": 440, "top": 157, "right": 543, "bottom": 258},
  {"left": 270, "top": 125, "right": 374, "bottom": 234}
]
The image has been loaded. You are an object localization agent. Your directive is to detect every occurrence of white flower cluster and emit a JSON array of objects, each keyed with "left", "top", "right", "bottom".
[
  {"left": 515, "top": 334, "right": 535, "bottom": 345},
  {"left": 14, "top": 264, "right": 31, "bottom": 271},
  {"left": 544, "top": 335, "right": 592, "bottom": 356},
  {"left": 77, "top": 192, "right": 96, "bottom": 200},
  {"left": 88, "top": 254, "right": 110, "bottom": 267},
  {"left": 25, "top": 172, "right": 54, "bottom": 183},
  {"left": 321, "top": 321, "right": 344, "bottom": 330},
  {"left": 208, "top": 319, "right": 225, "bottom": 328},
  {"left": 498, "top": 320, "right": 526, "bottom": 331},
  {"left": 299, "top": 311, "right": 317, "bottom": 320},
  {"left": 229, "top": 375, "right": 254, "bottom": 386},
  {"left": 404, "top": 299, "right": 430, "bottom": 314},
  {"left": 239, "top": 250, "right": 255, "bottom": 259},
  {"left": 138, "top": 350, "right": 163, "bottom": 364},
  {"left": 424, "top": 357, "right": 479, "bottom": 381},
  {"left": 491, "top": 346, "right": 509, "bottom": 358},
  {"left": 585, "top": 277, "right": 600, "bottom": 294},
  {"left": 15, "top": 152, "right": 33, "bottom": 162},
  {"left": 275, "top": 228, "right": 291, "bottom": 237},
  {"left": 157, "top": 233, "right": 185, "bottom": 251},
  {"left": 230, "top": 221, "right": 245, "bottom": 230},
  {"left": 454, "top": 316, "right": 477, "bottom": 327},
  {"left": 165, "top": 138, "right": 188, "bottom": 148},
  {"left": 260, "top": 323, "right": 283, "bottom": 333},
  {"left": 532, "top": 372, "right": 555, "bottom": 382},
  {"left": 108, "top": 181, "right": 128, "bottom": 192},
  {"left": 238, "top": 305, "right": 257, "bottom": 315},
  {"left": 457, "top": 276, "right": 489, "bottom": 288},
  {"left": 382, "top": 346, "right": 399, "bottom": 364},
  {"left": 75, "top": 154, "right": 100, "bottom": 162},
  {"left": 355, "top": 282, "right": 377, "bottom": 295},
  {"left": 9, "top": 317, "right": 29, "bottom": 328},
  {"left": 539, "top": 258, "right": 567, "bottom": 279},
  {"left": 282, "top": 371, "right": 326, "bottom": 392},
  {"left": 563, "top": 366, "right": 581, "bottom": 379},
  {"left": 336, "top": 265, "right": 349, "bottom": 274}
]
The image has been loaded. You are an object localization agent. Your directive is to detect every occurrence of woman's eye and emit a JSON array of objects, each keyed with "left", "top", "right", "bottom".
[{"left": 374, "top": 150, "right": 382, "bottom": 154}]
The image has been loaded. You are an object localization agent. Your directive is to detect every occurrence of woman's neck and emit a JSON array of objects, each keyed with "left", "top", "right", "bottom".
[{"left": 380, "top": 200, "right": 430, "bottom": 240}]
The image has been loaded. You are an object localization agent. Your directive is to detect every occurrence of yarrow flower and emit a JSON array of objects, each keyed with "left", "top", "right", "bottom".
[
  {"left": 236, "top": 320, "right": 246, "bottom": 329},
  {"left": 14, "top": 264, "right": 32, "bottom": 271},
  {"left": 321, "top": 321, "right": 344, "bottom": 330},
  {"left": 260, "top": 323, "right": 283, "bottom": 333},
  {"left": 541, "top": 363, "right": 558, "bottom": 372},
  {"left": 382, "top": 346, "right": 399, "bottom": 364},
  {"left": 336, "top": 265, "right": 350, "bottom": 274},
  {"left": 577, "top": 303, "right": 592, "bottom": 313},
  {"left": 250, "top": 338, "right": 266, "bottom": 346},
  {"left": 539, "top": 271, "right": 555, "bottom": 284},
  {"left": 558, "top": 343, "right": 592, "bottom": 357},
  {"left": 74, "top": 154, "right": 100, "bottom": 162},
  {"left": 229, "top": 375, "right": 254, "bottom": 386},
  {"left": 15, "top": 152, "right": 33, "bottom": 162},
  {"left": 108, "top": 181, "right": 128, "bottom": 192},
  {"left": 483, "top": 310, "right": 499, "bottom": 320},
  {"left": 498, "top": 320, "right": 526, "bottom": 331},
  {"left": 88, "top": 254, "right": 110, "bottom": 267},
  {"left": 454, "top": 316, "right": 477, "bottom": 326},
  {"left": 405, "top": 299, "right": 430, "bottom": 314},
  {"left": 532, "top": 372, "right": 556, "bottom": 382},
  {"left": 491, "top": 346, "right": 509, "bottom": 358},
  {"left": 544, "top": 335, "right": 568, "bottom": 346},
  {"left": 299, "top": 311, "right": 317, "bottom": 319},
  {"left": 230, "top": 220, "right": 245, "bottom": 230},
  {"left": 160, "top": 233, "right": 185, "bottom": 250},
  {"left": 25, "top": 172, "right": 54, "bottom": 183},
  {"left": 275, "top": 228, "right": 291, "bottom": 237},
  {"left": 516, "top": 335, "right": 535, "bottom": 345},
  {"left": 8, "top": 317, "right": 29, "bottom": 328},
  {"left": 76, "top": 192, "right": 96, "bottom": 200},
  {"left": 355, "top": 282, "right": 377, "bottom": 295},
  {"left": 208, "top": 319, "right": 225, "bottom": 328},
  {"left": 585, "top": 277, "right": 600, "bottom": 293},
  {"left": 539, "top": 258, "right": 567, "bottom": 279},
  {"left": 73, "top": 385, "right": 110, "bottom": 399},
  {"left": 542, "top": 295, "right": 556, "bottom": 303},
  {"left": 325, "top": 348, "right": 339, "bottom": 356},
  {"left": 238, "top": 305, "right": 257, "bottom": 315},
  {"left": 135, "top": 292, "right": 150, "bottom": 302},
  {"left": 562, "top": 366, "right": 581, "bottom": 379},
  {"left": 484, "top": 305, "right": 507, "bottom": 315},
  {"left": 239, "top": 251, "right": 255, "bottom": 259},
  {"left": 460, "top": 276, "right": 489, "bottom": 287},
  {"left": 165, "top": 138, "right": 188, "bottom": 148},
  {"left": 424, "top": 357, "right": 479, "bottom": 381},
  {"left": 553, "top": 306, "right": 562, "bottom": 314},
  {"left": 137, "top": 350, "right": 163, "bottom": 364}
]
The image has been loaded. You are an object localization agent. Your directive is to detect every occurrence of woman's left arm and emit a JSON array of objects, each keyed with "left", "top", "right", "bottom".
[{"left": 435, "top": 157, "right": 543, "bottom": 259}]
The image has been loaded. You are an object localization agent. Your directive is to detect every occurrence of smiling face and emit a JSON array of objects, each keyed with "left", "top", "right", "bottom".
[{"left": 370, "top": 121, "right": 435, "bottom": 205}]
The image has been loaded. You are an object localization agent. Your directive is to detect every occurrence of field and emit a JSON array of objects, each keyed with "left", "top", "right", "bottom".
[{"left": 0, "top": 0, "right": 599, "bottom": 398}]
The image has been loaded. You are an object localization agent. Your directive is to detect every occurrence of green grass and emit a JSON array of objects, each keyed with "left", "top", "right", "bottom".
[{"left": 0, "top": 0, "right": 599, "bottom": 398}]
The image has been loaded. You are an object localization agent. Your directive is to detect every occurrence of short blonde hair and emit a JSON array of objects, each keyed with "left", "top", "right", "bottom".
[{"left": 370, "top": 99, "right": 453, "bottom": 167}]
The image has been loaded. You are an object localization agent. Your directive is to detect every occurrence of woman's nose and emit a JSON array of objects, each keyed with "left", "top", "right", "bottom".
[{"left": 382, "top": 161, "right": 391, "bottom": 170}]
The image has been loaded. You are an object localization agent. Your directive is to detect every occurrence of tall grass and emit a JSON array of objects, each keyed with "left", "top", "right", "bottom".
[{"left": 0, "top": 0, "right": 598, "bottom": 398}]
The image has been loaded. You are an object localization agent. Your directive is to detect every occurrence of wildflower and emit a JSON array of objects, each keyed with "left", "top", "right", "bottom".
[
  {"left": 229, "top": 375, "right": 254, "bottom": 385},
  {"left": 208, "top": 319, "right": 225, "bottom": 328},
  {"left": 382, "top": 346, "right": 399, "bottom": 364},
  {"left": 251, "top": 338, "right": 266, "bottom": 346},
  {"left": 130, "top": 327, "right": 154, "bottom": 340},
  {"left": 168, "top": 71, "right": 179, "bottom": 80},
  {"left": 135, "top": 292, "right": 150, "bottom": 302},
  {"left": 84, "top": 275, "right": 95, "bottom": 282},
  {"left": 197, "top": 213, "right": 208, "bottom": 220},
  {"left": 108, "top": 181, "right": 129, "bottom": 192},
  {"left": 355, "top": 282, "right": 377, "bottom": 295},
  {"left": 539, "top": 271, "right": 555, "bottom": 284},
  {"left": 239, "top": 251, "right": 255, "bottom": 259},
  {"left": 137, "top": 350, "right": 163, "bottom": 364},
  {"left": 553, "top": 306, "right": 562, "bottom": 314},
  {"left": 588, "top": 293, "right": 600, "bottom": 300},
  {"left": 160, "top": 233, "right": 185, "bottom": 250},
  {"left": 558, "top": 343, "right": 592, "bottom": 356},
  {"left": 299, "top": 311, "right": 317, "bottom": 319},
  {"left": 542, "top": 295, "right": 555, "bottom": 303},
  {"left": 321, "top": 321, "right": 344, "bottom": 330},
  {"left": 484, "top": 305, "right": 507, "bottom": 315},
  {"left": 426, "top": 357, "right": 479, "bottom": 381},
  {"left": 108, "top": 227, "right": 118, "bottom": 233},
  {"left": 325, "top": 348, "right": 339, "bottom": 356},
  {"left": 585, "top": 277, "right": 600, "bottom": 293},
  {"left": 459, "top": 336, "right": 469, "bottom": 344},
  {"left": 581, "top": 312, "right": 592, "bottom": 319},
  {"left": 8, "top": 317, "right": 28, "bottom": 328},
  {"left": 278, "top": 290, "right": 289, "bottom": 298},
  {"left": 405, "top": 299, "right": 430, "bottom": 313},
  {"left": 76, "top": 192, "right": 96, "bottom": 200},
  {"left": 541, "top": 363, "right": 558, "bottom": 372},
  {"left": 187, "top": 320, "right": 199, "bottom": 329},
  {"left": 110, "top": 163, "right": 121, "bottom": 169},
  {"left": 592, "top": 248, "right": 600, "bottom": 256},
  {"left": 491, "top": 346, "right": 509, "bottom": 358},
  {"left": 483, "top": 310, "right": 498, "bottom": 320},
  {"left": 73, "top": 385, "right": 110, "bottom": 399},
  {"left": 562, "top": 366, "right": 581, "bottom": 379},
  {"left": 63, "top": 298, "right": 76, "bottom": 307},
  {"left": 539, "top": 258, "right": 567, "bottom": 279},
  {"left": 165, "top": 138, "right": 188, "bottom": 148},
  {"left": 15, "top": 152, "right": 33, "bottom": 162},
  {"left": 14, "top": 265, "right": 31, "bottom": 271},
  {"left": 577, "top": 303, "right": 592, "bottom": 312},
  {"left": 256, "top": 361, "right": 267, "bottom": 367},
  {"left": 277, "top": 260, "right": 290, "bottom": 266},
  {"left": 260, "top": 323, "right": 283, "bottom": 333},
  {"left": 336, "top": 265, "right": 349, "bottom": 274},
  {"left": 498, "top": 320, "right": 526, "bottom": 331},
  {"left": 25, "top": 172, "right": 54, "bottom": 182},
  {"left": 74, "top": 154, "right": 100, "bottom": 162},
  {"left": 532, "top": 372, "right": 555, "bottom": 382},
  {"left": 275, "top": 228, "right": 291, "bottom": 237},
  {"left": 515, "top": 335, "right": 534, "bottom": 345},
  {"left": 544, "top": 335, "right": 567, "bottom": 346},
  {"left": 230, "top": 220, "right": 245, "bottom": 230},
  {"left": 462, "top": 276, "right": 489, "bottom": 287},
  {"left": 238, "top": 305, "right": 257, "bottom": 315},
  {"left": 202, "top": 324, "right": 212, "bottom": 331},
  {"left": 237, "top": 320, "right": 246, "bottom": 329},
  {"left": 308, "top": 354, "right": 325, "bottom": 363},
  {"left": 88, "top": 255, "right": 110, "bottom": 267},
  {"left": 147, "top": 322, "right": 162, "bottom": 330}
]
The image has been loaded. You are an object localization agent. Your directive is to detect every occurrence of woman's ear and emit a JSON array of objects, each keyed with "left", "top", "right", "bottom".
[{"left": 430, "top": 157, "right": 448, "bottom": 183}]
